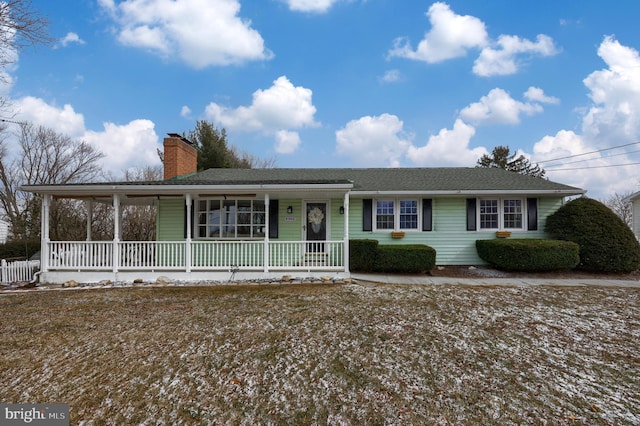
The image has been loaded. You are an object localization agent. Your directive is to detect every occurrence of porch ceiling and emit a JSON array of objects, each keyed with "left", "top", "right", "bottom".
[{"left": 29, "top": 182, "right": 353, "bottom": 205}]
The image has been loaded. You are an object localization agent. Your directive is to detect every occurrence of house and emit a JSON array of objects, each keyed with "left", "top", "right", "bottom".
[
  {"left": 22, "top": 134, "right": 585, "bottom": 284},
  {"left": 626, "top": 191, "right": 640, "bottom": 240},
  {"left": 0, "top": 219, "right": 8, "bottom": 244}
]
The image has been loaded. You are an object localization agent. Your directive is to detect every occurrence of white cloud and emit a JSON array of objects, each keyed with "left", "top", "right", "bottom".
[
  {"left": 335, "top": 114, "right": 411, "bottom": 167},
  {"left": 406, "top": 119, "right": 486, "bottom": 166},
  {"left": 13, "top": 96, "right": 160, "bottom": 173},
  {"left": 274, "top": 130, "right": 300, "bottom": 154},
  {"left": 282, "top": 0, "right": 342, "bottom": 13},
  {"left": 55, "top": 32, "right": 86, "bottom": 49},
  {"left": 388, "top": 2, "right": 488, "bottom": 63},
  {"left": 84, "top": 120, "right": 160, "bottom": 172},
  {"left": 531, "top": 36, "right": 640, "bottom": 198},
  {"left": 389, "top": 3, "right": 557, "bottom": 76},
  {"left": 524, "top": 86, "right": 560, "bottom": 104},
  {"left": 100, "top": 0, "right": 272, "bottom": 68},
  {"left": 205, "top": 76, "right": 318, "bottom": 131},
  {"left": 379, "top": 69, "right": 401, "bottom": 84},
  {"left": 459, "top": 88, "right": 543, "bottom": 125},
  {"left": 473, "top": 34, "right": 558, "bottom": 77},
  {"left": 582, "top": 36, "right": 640, "bottom": 143},
  {"left": 204, "top": 76, "right": 317, "bottom": 154},
  {"left": 180, "top": 105, "right": 192, "bottom": 118},
  {"left": 14, "top": 96, "right": 86, "bottom": 137}
]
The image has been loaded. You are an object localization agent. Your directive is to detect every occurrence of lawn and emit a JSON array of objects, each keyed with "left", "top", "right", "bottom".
[{"left": 1, "top": 283, "right": 638, "bottom": 425}]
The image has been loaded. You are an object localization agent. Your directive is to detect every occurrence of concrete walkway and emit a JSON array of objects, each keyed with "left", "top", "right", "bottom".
[{"left": 351, "top": 273, "right": 640, "bottom": 288}]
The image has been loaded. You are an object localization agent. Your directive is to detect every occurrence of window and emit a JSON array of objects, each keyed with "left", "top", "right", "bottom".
[
  {"left": 503, "top": 199, "right": 523, "bottom": 228},
  {"left": 478, "top": 198, "right": 524, "bottom": 230},
  {"left": 197, "top": 199, "right": 266, "bottom": 239},
  {"left": 375, "top": 199, "right": 419, "bottom": 231},
  {"left": 399, "top": 200, "right": 418, "bottom": 229},
  {"left": 479, "top": 199, "right": 499, "bottom": 229},
  {"left": 376, "top": 200, "right": 395, "bottom": 229}
]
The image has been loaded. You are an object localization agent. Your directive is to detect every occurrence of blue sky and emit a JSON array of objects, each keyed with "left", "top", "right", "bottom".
[{"left": 6, "top": 0, "right": 640, "bottom": 198}]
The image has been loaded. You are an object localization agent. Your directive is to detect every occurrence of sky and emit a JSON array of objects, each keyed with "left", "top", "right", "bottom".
[{"left": 5, "top": 0, "right": 640, "bottom": 199}]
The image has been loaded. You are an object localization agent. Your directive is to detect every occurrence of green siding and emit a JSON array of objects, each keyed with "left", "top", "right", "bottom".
[
  {"left": 156, "top": 196, "right": 566, "bottom": 266},
  {"left": 349, "top": 197, "right": 564, "bottom": 265},
  {"left": 157, "top": 199, "right": 185, "bottom": 241},
  {"left": 330, "top": 198, "right": 345, "bottom": 240},
  {"left": 277, "top": 199, "right": 302, "bottom": 241}
]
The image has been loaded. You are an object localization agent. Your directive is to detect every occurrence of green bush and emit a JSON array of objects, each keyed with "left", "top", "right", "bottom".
[
  {"left": 374, "top": 244, "right": 437, "bottom": 273},
  {"left": 349, "top": 239, "right": 379, "bottom": 272},
  {"left": 0, "top": 240, "right": 41, "bottom": 260},
  {"left": 476, "top": 239, "right": 579, "bottom": 271},
  {"left": 545, "top": 197, "right": 640, "bottom": 273},
  {"left": 349, "top": 240, "right": 436, "bottom": 273}
]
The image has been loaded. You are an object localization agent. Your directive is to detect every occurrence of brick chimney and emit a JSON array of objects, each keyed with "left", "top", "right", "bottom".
[{"left": 163, "top": 133, "right": 197, "bottom": 180}]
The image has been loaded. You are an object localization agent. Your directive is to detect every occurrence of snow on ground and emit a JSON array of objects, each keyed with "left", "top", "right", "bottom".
[{"left": 0, "top": 283, "right": 638, "bottom": 425}]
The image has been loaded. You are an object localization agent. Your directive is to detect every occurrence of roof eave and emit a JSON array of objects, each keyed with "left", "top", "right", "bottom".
[
  {"left": 20, "top": 182, "right": 354, "bottom": 197},
  {"left": 353, "top": 189, "right": 586, "bottom": 196}
]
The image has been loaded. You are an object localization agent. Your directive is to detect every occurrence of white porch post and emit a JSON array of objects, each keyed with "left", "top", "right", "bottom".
[
  {"left": 343, "top": 192, "right": 350, "bottom": 273},
  {"left": 113, "top": 194, "right": 120, "bottom": 273},
  {"left": 264, "top": 193, "right": 269, "bottom": 273},
  {"left": 40, "top": 194, "right": 51, "bottom": 273},
  {"left": 85, "top": 200, "right": 93, "bottom": 241},
  {"left": 185, "top": 194, "right": 192, "bottom": 273}
]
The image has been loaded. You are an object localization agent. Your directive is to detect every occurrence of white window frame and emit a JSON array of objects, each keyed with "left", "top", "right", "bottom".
[
  {"left": 478, "top": 198, "right": 526, "bottom": 231},
  {"left": 373, "top": 198, "right": 420, "bottom": 232},
  {"left": 196, "top": 198, "right": 266, "bottom": 240}
]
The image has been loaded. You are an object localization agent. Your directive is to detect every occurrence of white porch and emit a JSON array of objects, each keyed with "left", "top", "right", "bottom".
[
  {"left": 35, "top": 184, "right": 352, "bottom": 284},
  {"left": 41, "top": 239, "right": 347, "bottom": 283}
]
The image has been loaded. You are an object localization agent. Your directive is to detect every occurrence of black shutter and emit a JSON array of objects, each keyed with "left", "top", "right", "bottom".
[
  {"left": 362, "top": 199, "right": 373, "bottom": 231},
  {"left": 527, "top": 198, "right": 538, "bottom": 231},
  {"left": 269, "top": 199, "right": 279, "bottom": 238},
  {"left": 422, "top": 199, "right": 432, "bottom": 231},
  {"left": 184, "top": 200, "right": 195, "bottom": 238},
  {"left": 466, "top": 198, "right": 477, "bottom": 231}
]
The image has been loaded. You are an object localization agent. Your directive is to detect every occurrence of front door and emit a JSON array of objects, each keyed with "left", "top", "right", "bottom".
[{"left": 305, "top": 202, "right": 327, "bottom": 253}]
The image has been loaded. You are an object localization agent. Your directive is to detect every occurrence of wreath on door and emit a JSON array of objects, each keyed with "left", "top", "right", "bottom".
[{"left": 308, "top": 207, "right": 324, "bottom": 233}]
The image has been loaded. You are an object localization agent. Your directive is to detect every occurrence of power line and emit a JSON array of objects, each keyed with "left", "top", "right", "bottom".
[
  {"left": 546, "top": 148, "right": 640, "bottom": 167},
  {"left": 546, "top": 161, "right": 640, "bottom": 171},
  {"left": 538, "top": 141, "right": 640, "bottom": 166}
]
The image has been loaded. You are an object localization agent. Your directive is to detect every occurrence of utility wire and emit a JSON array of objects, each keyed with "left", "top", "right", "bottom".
[
  {"left": 538, "top": 140, "right": 640, "bottom": 166},
  {"left": 545, "top": 148, "right": 640, "bottom": 167},
  {"left": 546, "top": 161, "right": 640, "bottom": 171}
]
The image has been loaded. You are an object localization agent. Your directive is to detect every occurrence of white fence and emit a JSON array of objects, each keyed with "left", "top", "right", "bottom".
[
  {"left": 46, "top": 240, "right": 346, "bottom": 272},
  {"left": 1, "top": 259, "right": 41, "bottom": 284}
]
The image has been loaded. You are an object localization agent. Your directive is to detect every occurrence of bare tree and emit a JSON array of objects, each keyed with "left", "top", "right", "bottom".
[
  {"left": 121, "top": 165, "right": 163, "bottom": 241},
  {"left": 0, "top": 1, "right": 52, "bottom": 116},
  {"left": 603, "top": 191, "right": 633, "bottom": 229},
  {"left": 0, "top": 123, "right": 104, "bottom": 239}
]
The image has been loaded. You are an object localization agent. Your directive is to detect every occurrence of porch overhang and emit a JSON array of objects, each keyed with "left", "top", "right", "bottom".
[{"left": 21, "top": 182, "right": 354, "bottom": 204}]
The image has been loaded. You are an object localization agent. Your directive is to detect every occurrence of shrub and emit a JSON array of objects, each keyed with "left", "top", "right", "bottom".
[
  {"left": 545, "top": 197, "right": 640, "bottom": 273},
  {"left": 476, "top": 239, "right": 579, "bottom": 271},
  {"left": 374, "top": 244, "right": 436, "bottom": 273},
  {"left": 349, "top": 240, "right": 437, "bottom": 273},
  {"left": 0, "top": 240, "right": 41, "bottom": 260},
  {"left": 349, "top": 239, "right": 379, "bottom": 272}
]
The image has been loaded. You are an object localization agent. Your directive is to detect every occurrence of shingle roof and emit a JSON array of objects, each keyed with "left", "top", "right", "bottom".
[
  {"left": 21, "top": 167, "right": 584, "bottom": 196},
  {"left": 177, "top": 167, "right": 582, "bottom": 193}
]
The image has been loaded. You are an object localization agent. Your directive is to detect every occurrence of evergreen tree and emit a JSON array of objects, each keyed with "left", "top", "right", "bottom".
[
  {"left": 186, "top": 120, "right": 276, "bottom": 170},
  {"left": 476, "top": 145, "right": 545, "bottom": 178}
]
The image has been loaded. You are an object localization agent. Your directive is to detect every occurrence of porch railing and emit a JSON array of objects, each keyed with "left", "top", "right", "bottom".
[{"left": 46, "top": 240, "right": 346, "bottom": 272}]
